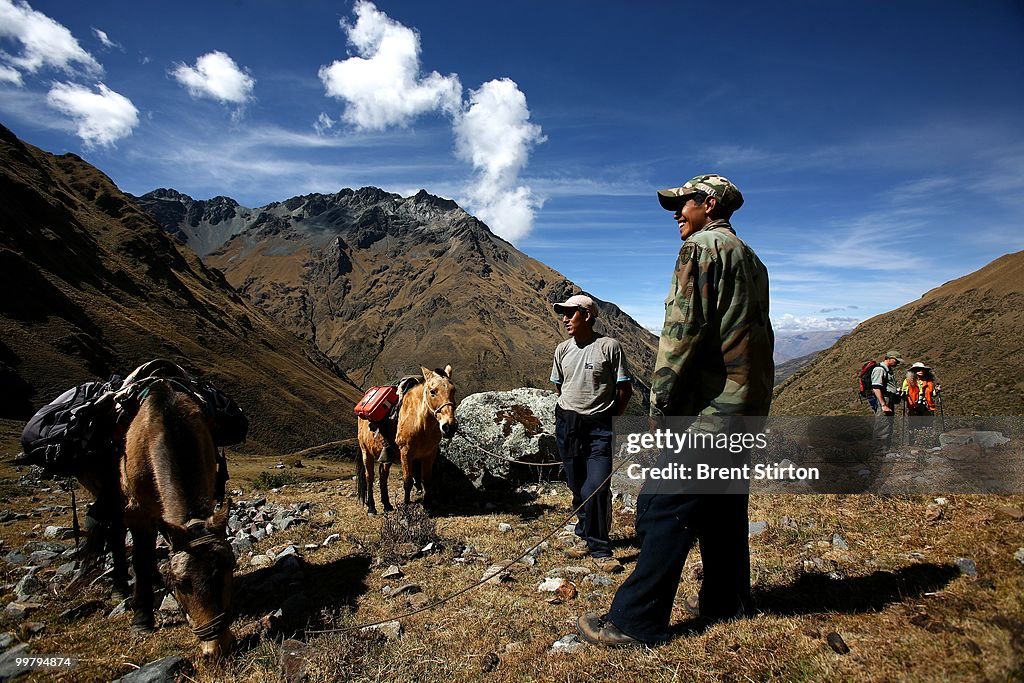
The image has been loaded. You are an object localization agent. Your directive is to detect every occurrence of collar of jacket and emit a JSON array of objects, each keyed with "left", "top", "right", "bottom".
[{"left": 697, "top": 219, "right": 735, "bottom": 235}]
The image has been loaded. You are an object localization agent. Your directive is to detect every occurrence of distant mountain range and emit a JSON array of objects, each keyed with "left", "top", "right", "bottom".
[
  {"left": 772, "top": 251, "right": 1024, "bottom": 415},
  {"left": 134, "top": 186, "right": 658, "bottom": 403},
  {"left": 0, "top": 124, "right": 363, "bottom": 452},
  {"left": 774, "top": 329, "right": 851, "bottom": 364}
]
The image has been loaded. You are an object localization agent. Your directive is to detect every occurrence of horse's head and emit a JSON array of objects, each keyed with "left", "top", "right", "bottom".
[
  {"left": 161, "top": 501, "right": 236, "bottom": 659},
  {"left": 421, "top": 365, "right": 458, "bottom": 439}
]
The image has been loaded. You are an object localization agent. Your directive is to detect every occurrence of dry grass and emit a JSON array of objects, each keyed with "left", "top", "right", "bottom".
[{"left": 1, "top": 418, "right": 1022, "bottom": 682}]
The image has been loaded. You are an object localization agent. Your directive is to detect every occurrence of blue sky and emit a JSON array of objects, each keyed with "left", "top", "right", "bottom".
[{"left": 2, "top": 1, "right": 1023, "bottom": 334}]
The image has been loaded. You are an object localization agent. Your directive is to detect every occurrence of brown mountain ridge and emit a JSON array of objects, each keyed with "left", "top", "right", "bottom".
[
  {"left": 136, "top": 186, "right": 659, "bottom": 403},
  {"left": 772, "top": 251, "right": 1024, "bottom": 416},
  {"left": 0, "top": 124, "right": 363, "bottom": 452}
]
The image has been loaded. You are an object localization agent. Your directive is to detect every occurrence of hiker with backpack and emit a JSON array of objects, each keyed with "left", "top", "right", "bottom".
[
  {"left": 902, "top": 361, "right": 938, "bottom": 444},
  {"left": 868, "top": 350, "right": 902, "bottom": 451}
]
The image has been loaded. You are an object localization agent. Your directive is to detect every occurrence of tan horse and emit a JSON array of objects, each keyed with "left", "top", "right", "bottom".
[
  {"left": 121, "top": 380, "right": 236, "bottom": 658},
  {"left": 357, "top": 366, "right": 458, "bottom": 513}
]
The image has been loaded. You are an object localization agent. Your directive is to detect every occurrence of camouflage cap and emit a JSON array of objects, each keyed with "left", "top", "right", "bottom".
[
  {"left": 657, "top": 174, "right": 744, "bottom": 213},
  {"left": 885, "top": 350, "right": 903, "bottom": 363}
]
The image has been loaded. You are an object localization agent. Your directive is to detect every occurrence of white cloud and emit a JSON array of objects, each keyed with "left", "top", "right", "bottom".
[
  {"left": 0, "top": 0, "right": 100, "bottom": 77},
  {"left": 318, "top": 0, "right": 461, "bottom": 130},
  {"left": 313, "top": 112, "right": 335, "bottom": 136},
  {"left": 92, "top": 27, "right": 120, "bottom": 50},
  {"left": 773, "top": 314, "right": 861, "bottom": 332},
  {"left": 454, "top": 78, "right": 545, "bottom": 242},
  {"left": 0, "top": 63, "right": 22, "bottom": 85},
  {"left": 45, "top": 81, "right": 139, "bottom": 148},
  {"left": 172, "top": 50, "right": 255, "bottom": 105}
]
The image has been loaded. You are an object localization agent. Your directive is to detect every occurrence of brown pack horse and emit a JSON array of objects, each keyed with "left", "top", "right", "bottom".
[
  {"left": 119, "top": 379, "right": 236, "bottom": 658},
  {"left": 357, "top": 366, "right": 458, "bottom": 513}
]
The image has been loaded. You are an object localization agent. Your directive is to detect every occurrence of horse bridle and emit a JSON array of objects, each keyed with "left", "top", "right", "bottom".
[
  {"left": 175, "top": 523, "right": 233, "bottom": 642},
  {"left": 420, "top": 383, "right": 455, "bottom": 419}
]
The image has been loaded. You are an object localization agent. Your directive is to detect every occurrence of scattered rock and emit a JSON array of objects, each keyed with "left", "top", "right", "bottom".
[
  {"left": 112, "top": 655, "right": 193, "bottom": 682},
  {"left": 498, "top": 523, "right": 512, "bottom": 532},
  {"left": 24, "top": 622, "right": 45, "bottom": 636},
  {"left": 60, "top": 600, "right": 104, "bottom": 622},
  {"left": 108, "top": 599, "right": 130, "bottom": 618},
  {"left": 42, "top": 526, "right": 74, "bottom": 540},
  {"left": 483, "top": 563, "right": 513, "bottom": 585},
  {"left": 250, "top": 555, "right": 273, "bottom": 569},
  {"left": 480, "top": 651, "right": 500, "bottom": 673},
  {"left": 4, "top": 602, "right": 42, "bottom": 620},
  {"left": 939, "top": 430, "right": 1009, "bottom": 449},
  {"left": 381, "top": 565, "right": 403, "bottom": 580},
  {"left": 1014, "top": 548, "right": 1024, "bottom": 565},
  {"left": 925, "top": 504, "right": 943, "bottom": 522},
  {"left": 407, "top": 593, "right": 430, "bottom": 610},
  {"left": 14, "top": 572, "right": 44, "bottom": 602},
  {"left": 322, "top": 534, "right": 341, "bottom": 546},
  {"left": 826, "top": 631, "right": 850, "bottom": 654},
  {"left": 550, "top": 634, "right": 585, "bottom": 653},
  {"left": 955, "top": 557, "right": 978, "bottom": 577},
  {"left": 995, "top": 505, "right": 1023, "bottom": 522},
  {"left": 832, "top": 534, "right": 849, "bottom": 551},
  {"left": 0, "top": 633, "right": 14, "bottom": 649},
  {"left": 158, "top": 594, "right": 180, "bottom": 613},
  {"left": 0, "top": 644, "right": 32, "bottom": 681},
  {"left": 361, "top": 620, "right": 402, "bottom": 639},
  {"left": 583, "top": 574, "right": 614, "bottom": 587},
  {"left": 279, "top": 639, "right": 309, "bottom": 683},
  {"left": 390, "top": 583, "right": 421, "bottom": 598},
  {"left": 537, "top": 577, "right": 569, "bottom": 592},
  {"left": 748, "top": 521, "right": 768, "bottom": 537}
]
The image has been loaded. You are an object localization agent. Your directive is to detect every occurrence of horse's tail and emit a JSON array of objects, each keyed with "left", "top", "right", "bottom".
[{"left": 356, "top": 446, "right": 367, "bottom": 504}]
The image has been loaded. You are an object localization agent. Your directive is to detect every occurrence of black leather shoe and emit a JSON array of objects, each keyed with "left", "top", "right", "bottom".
[{"left": 576, "top": 613, "right": 644, "bottom": 648}]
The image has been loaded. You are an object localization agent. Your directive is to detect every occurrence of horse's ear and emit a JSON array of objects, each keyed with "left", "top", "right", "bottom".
[
  {"left": 443, "top": 364, "right": 452, "bottom": 380},
  {"left": 209, "top": 498, "right": 231, "bottom": 536},
  {"left": 162, "top": 521, "right": 191, "bottom": 552},
  {"left": 421, "top": 366, "right": 435, "bottom": 380}
]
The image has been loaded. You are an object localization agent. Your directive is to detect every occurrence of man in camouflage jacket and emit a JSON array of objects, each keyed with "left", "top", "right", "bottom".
[{"left": 578, "top": 174, "right": 774, "bottom": 647}]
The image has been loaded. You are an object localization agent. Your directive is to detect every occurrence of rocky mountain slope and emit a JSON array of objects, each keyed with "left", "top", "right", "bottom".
[
  {"left": 0, "top": 124, "right": 362, "bottom": 452},
  {"left": 773, "top": 251, "right": 1024, "bottom": 415},
  {"left": 774, "top": 329, "right": 851, "bottom": 364},
  {"left": 137, "top": 188, "right": 658, "bottom": 401}
]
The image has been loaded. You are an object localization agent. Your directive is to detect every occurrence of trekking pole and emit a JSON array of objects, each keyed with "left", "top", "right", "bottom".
[
  {"left": 900, "top": 400, "right": 907, "bottom": 447},
  {"left": 938, "top": 393, "right": 945, "bottom": 432}
]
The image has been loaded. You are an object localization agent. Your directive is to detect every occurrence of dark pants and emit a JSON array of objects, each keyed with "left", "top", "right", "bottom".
[
  {"left": 606, "top": 492, "right": 751, "bottom": 644},
  {"left": 555, "top": 406, "right": 613, "bottom": 558}
]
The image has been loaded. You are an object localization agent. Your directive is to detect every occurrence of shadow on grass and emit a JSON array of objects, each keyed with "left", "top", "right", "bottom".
[
  {"left": 754, "top": 562, "right": 960, "bottom": 615},
  {"left": 667, "top": 562, "right": 960, "bottom": 639},
  {"left": 232, "top": 551, "right": 372, "bottom": 636}
]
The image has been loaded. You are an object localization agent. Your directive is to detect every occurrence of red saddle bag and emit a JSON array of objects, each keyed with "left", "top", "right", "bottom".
[{"left": 354, "top": 386, "right": 398, "bottom": 422}]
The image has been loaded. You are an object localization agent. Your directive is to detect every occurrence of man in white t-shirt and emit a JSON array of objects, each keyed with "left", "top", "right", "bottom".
[{"left": 551, "top": 294, "right": 633, "bottom": 573}]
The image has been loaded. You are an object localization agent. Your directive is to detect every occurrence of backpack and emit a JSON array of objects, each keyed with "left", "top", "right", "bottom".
[
  {"left": 354, "top": 386, "right": 399, "bottom": 422},
  {"left": 857, "top": 361, "right": 879, "bottom": 399},
  {"left": 194, "top": 379, "right": 249, "bottom": 447},
  {"left": 20, "top": 378, "right": 121, "bottom": 476}
]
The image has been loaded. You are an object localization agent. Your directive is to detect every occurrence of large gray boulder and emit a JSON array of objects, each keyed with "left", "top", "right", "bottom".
[{"left": 441, "top": 389, "right": 560, "bottom": 489}]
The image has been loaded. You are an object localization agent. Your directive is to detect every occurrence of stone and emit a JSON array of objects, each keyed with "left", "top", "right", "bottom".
[
  {"left": 390, "top": 583, "right": 421, "bottom": 597},
  {"left": 1014, "top": 548, "right": 1024, "bottom": 565},
  {"left": 0, "top": 633, "right": 13, "bottom": 649},
  {"left": 51, "top": 561, "right": 77, "bottom": 582},
  {"left": 550, "top": 634, "right": 585, "bottom": 653},
  {"left": 361, "top": 620, "right": 402, "bottom": 639},
  {"left": 480, "top": 652, "right": 500, "bottom": 673},
  {"left": 3, "top": 552, "right": 27, "bottom": 566},
  {"left": 108, "top": 599, "right": 131, "bottom": 618},
  {"left": 43, "top": 526, "right": 74, "bottom": 540},
  {"left": 748, "top": 521, "right": 768, "bottom": 537},
  {"left": 826, "top": 631, "right": 850, "bottom": 654},
  {"left": 60, "top": 600, "right": 104, "bottom": 622},
  {"left": 250, "top": 555, "right": 273, "bottom": 569},
  {"left": 498, "top": 523, "right": 513, "bottom": 532},
  {"left": 159, "top": 594, "right": 180, "bottom": 613},
  {"left": 322, "top": 534, "right": 341, "bottom": 546},
  {"left": 0, "top": 644, "right": 32, "bottom": 681},
  {"left": 381, "top": 565, "right": 403, "bottom": 580},
  {"left": 832, "top": 534, "right": 849, "bottom": 551},
  {"left": 112, "top": 655, "right": 193, "bottom": 682},
  {"left": 4, "top": 601, "right": 42, "bottom": 620},
  {"left": 407, "top": 593, "right": 430, "bottom": 610},
  {"left": 279, "top": 639, "right": 309, "bottom": 683},
  {"left": 537, "top": 577, "right": 570, "bottom": 592},
  {"left": 939, "top": 430, "right": 1009, "bottom": 449},
  {"left": 583, "top": 574, "right": 615, "bottom": 587},
  {"left": 24, "top": 622, "right": 45, "bottom": 635},
  {"left": 995, "top": 505, "right": 1024, "bottom": 522},
  {"left": 955, "top": 557, "right": 978, "bottom": 577},
  {"left": 14, "top": 572, "right": 44, "bottom": 602},
  {"left": 483, "top": 563, "right": 513, "bottom": 585},
  {"left": 439, "top": 389, "right": 559, "bottom": 490}
]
